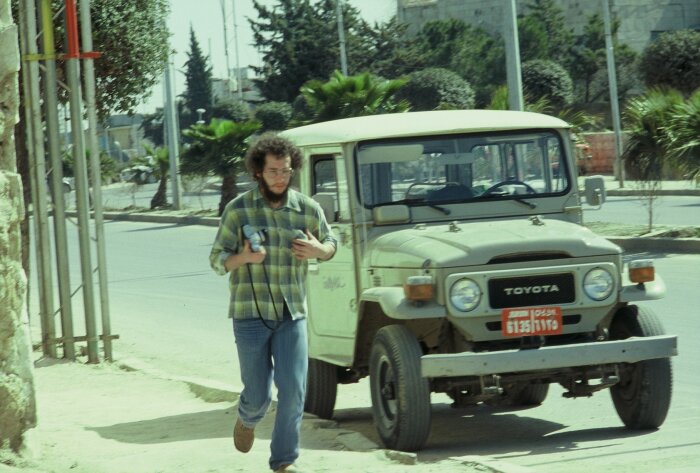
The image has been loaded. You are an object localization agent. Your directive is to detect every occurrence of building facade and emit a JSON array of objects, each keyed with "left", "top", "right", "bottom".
[{"left": 398, "top": 0, "right": 700, "bottom": 52}]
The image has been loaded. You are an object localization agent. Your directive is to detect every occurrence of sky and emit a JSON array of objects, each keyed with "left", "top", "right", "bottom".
[{"left": 137, "top": 0, "right": 397, "bottom": 114}]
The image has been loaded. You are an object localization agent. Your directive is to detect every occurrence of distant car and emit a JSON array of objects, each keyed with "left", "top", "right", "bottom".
[{"left": 120, "top": 165, "right": 157, "bottom": 184}]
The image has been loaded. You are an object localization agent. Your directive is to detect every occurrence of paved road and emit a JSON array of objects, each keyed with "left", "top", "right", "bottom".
[{"left": 28, "top": 221, "right": 700, "bottom": 473}]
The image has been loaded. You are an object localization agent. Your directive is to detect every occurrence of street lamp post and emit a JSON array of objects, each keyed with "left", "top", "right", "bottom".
[{"left": 196, "top": 108, "right": 206, "bottom": 125}]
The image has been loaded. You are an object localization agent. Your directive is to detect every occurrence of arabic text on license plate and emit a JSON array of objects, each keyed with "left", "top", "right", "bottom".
[{"left": 501, "top": 306, "right": 563, "bottom": 337}]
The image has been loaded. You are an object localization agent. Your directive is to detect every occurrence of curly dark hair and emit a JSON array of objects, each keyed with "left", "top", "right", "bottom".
[{"left": 245, "top": 132, "right": 302, "bottom": 177}]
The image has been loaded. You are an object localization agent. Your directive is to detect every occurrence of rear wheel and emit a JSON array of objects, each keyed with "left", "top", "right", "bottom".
[
  {"left": 369, "top": 325, "right": 431, "bottom": 451},
  {"left": 304, "top": 358, "right": 337, "bottom": 419},
  {"left": 609, "top": 305, "right": 672, "bottom": 429}
]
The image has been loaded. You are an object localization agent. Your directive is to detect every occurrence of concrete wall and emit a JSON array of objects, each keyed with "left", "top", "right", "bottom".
[{"left": 0, "top": 0, "right": 37, "bottom": 453}]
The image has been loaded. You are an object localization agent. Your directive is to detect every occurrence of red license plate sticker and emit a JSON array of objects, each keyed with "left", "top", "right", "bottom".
[{"left": 501, "top": 306, "right": 563, "bottom": 337}]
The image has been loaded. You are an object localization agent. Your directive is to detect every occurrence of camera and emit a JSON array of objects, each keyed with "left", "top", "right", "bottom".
[{"left": 242, "top": 224, "right": 265, "bottom": 252}]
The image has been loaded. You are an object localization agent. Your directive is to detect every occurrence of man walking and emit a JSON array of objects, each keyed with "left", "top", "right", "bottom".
[{"left": 210, "top": 132, "right": 336, "bottom": 472}]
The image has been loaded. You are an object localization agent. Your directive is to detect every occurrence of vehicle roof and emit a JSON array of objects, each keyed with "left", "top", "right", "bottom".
[{"left": 281, "top": 110, "right": 571, "bottom": 147}]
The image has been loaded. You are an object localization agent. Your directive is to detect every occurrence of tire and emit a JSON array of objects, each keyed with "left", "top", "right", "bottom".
[
  {"left": 369, "top": 325, "right": 431, "bottom": 451},
  {"left": 609, "top": 305, "right": 672, "bottom": 429},
  {"left": 304, "top": 358, "right": 337, "bottom": 419},
  {"left": 512, "top": 383, "right": 549, "bottom": 406}
]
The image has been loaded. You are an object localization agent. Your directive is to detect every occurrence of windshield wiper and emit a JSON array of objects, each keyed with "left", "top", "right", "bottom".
[
  {"left": 384, "top": 198, "right": 452, "bottom": 215},
  {"left": 513, "top": 197, "right": 537, "bottom": 209},
  {"left": 427, "top": 204, "right": 451, "bottom": 215}
]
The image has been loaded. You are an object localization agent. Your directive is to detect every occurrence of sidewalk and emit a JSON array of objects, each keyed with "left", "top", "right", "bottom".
[{"left": 2, "top": 357, "right": 531, "bottom": 473}]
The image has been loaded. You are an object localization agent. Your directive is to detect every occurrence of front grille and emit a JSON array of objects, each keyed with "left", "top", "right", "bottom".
[{"left": 488, "top": 272, "right": 575, "bottom": 309}]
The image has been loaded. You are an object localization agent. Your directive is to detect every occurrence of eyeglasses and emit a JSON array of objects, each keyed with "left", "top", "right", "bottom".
[{"left": 263, "top": 168, "right": 295, "bottom": 178}]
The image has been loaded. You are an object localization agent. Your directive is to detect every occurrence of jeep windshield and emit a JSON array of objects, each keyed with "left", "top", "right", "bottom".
[{"left": 356, "top": 130, "right": 570, "bottom": 209}]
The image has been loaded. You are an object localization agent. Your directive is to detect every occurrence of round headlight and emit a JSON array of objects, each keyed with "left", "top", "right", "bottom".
[
  {"left": 450, "top": 278, "right": 482, "bottom": 312},
  {"left": 583, "top": 268, "right": 614, "bottom": 300}
]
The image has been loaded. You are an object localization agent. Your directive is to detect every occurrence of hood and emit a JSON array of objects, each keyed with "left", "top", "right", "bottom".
[{"left": 367, "top": 217, "right": 620, "bottom": 268}]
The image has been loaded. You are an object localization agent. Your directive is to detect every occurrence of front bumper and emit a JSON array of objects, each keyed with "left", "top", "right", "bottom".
[{"left": 421, "top": 335, "right": 677, "bottom": 378}]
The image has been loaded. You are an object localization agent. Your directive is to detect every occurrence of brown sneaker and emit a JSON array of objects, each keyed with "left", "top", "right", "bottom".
[{"left": 233, "top": 418, "right": 254, "bottom": 453}]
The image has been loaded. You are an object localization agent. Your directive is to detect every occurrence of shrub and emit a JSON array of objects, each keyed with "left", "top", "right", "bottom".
[
  {"left": 396, "top": 68, "right": 475, "bottom": 111},
  {"left": 521, "top": 59, "right": 573, "bottom": 109}
]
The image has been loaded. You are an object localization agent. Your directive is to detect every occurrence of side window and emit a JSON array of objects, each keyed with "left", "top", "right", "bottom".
[{"left": 312, "top": 157, "right": 338, "bottom": 223}]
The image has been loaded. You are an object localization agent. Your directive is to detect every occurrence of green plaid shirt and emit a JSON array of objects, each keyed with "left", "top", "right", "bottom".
[{"left": 210, "top": 186, "right": 337, "bottom": 321}]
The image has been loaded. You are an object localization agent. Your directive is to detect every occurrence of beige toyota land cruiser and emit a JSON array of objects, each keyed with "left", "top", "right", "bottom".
[{"left": 282, "top": 110, "right": 677, "bottom": 452}]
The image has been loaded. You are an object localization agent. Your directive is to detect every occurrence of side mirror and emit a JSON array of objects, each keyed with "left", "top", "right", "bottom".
[{"left": 584, "top": 175, "right": 606, "bottom": 208}]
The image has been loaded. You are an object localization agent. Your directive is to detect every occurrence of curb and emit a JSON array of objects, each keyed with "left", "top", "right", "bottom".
[
  {"left": 606, "top": 189, "right": 700, "bottom": 197},
  {"left": 606, "top": 236, "right": 700, "bottom": 254}
]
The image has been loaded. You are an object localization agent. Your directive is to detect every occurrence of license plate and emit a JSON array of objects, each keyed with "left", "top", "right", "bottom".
[{"left": 501, "top": 306, "right": 563, "bottom": 337}]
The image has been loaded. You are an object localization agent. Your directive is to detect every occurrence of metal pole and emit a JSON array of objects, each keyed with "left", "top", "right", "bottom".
[
  {"left": 39, "top": 0, "right": 75, "bottom": 360},
  {"left": 79, "top": 0, "right": 112, "bottom": 360},
  {"left": 504, "top": 0, "right": 523, "bottom": 111},
  {"left": 335, "top": 0, "right": 348, "bottom": 75},
  {"left": 19, "top": 0, "right": 57, "bottom": 357},
  {"left": 220, "top": 0, "right": 232, "bottom": 79},
  {"left": 231, "top": 0, "right": 243, "bottom": 99},
  {"left": 602, "top": 0, "right": 625, "bottom": 187},
  {"left": 164, "top": 59, "right": 182, "bottom": 209},
  {"left": 64, "top": 0, "right": 99, "bottom": 363}
]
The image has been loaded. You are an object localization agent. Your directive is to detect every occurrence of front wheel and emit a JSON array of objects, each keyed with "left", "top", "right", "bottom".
[
  {"left": 609, "top": 305, "right": 672, "bottom": 429},
  {"left": 369, "top": 325, "right": 431, "bottom": 451}
]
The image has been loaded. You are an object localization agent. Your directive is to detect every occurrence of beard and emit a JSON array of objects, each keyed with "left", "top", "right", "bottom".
[{"left": 259, "top": 178, "right": 288, "bottom": 205}]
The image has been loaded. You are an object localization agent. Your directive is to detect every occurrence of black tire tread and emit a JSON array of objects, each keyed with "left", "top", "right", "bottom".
[
  {"left": 610, "top": 305, "right": 673, "bottom": 429},
  {"left": 304, "top": 358, "right": 338, "bottom": 420},
  {"left": 370, "top": 325, "right": 431, "bottom": 451}
]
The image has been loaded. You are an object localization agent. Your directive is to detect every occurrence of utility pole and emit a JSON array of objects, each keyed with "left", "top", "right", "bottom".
[
  {"left": 18, "top": 0, "right": 56, "bottom": 357},
  {"left": 164, "top": 58, "right": 182, "bottom": 209},
  {"left": 336, "top": 0, "right": 348, "bottom": 75},
  {"left": 64, "top": 0, "right": 99, "bottom": 363},
  {"left": 231, "top": 0, "right": 243, "bottom": 99},
  {"left": 220, "top": 0, "right": 232, "bottom": 79},
  {"left": 79, "top": 0, "right": 113, "bottom": 361},
  {"left": 504, "top": 0, "right": 523, "bottom": 111},
  {"left": 602, "top": 0, "right": 625, "bottom": 187},
  {"left": 39, "top": 0, "right": 75, "bottom": 360}
]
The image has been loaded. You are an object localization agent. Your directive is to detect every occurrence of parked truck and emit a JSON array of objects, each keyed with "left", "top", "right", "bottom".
[{"left": 281, "top": 110, "right": 677, "bottom": 451}]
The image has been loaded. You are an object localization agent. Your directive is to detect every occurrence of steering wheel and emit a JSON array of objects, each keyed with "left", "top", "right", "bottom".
[{"left": 481, "top": 179, "right": 536, "bottom": 196}]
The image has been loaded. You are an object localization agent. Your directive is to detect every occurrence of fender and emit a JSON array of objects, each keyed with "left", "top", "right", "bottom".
[{"left": 360, "top": 287, "right": 446, "bottom": 320}]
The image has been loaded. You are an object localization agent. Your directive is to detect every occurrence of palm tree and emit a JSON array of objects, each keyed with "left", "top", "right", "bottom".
[
  {"left": 142, "top": 144, "right": 170, "bottom": 209},
  {"left": 664, "top": 88, "right": 700, "bottom": 182},
  {"left": 623, "top": 88, "right": 684, "bottom": 180},
  {"left": 622, "top": 87, "right": 685, "bottom": 231},
  {"left": 181, "top": 118, "right": 261, "bottom": 215},
  {"left": 298, "top": 71, "right": 409, "bottom": 124}
]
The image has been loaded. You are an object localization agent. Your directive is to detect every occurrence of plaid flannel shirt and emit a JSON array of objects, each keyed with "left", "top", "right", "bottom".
[{"left": 210, "top": 186, "right": 337, "bottom": 321}]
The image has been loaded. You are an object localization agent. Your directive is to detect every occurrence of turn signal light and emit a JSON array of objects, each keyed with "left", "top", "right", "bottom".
[
  {"left": 404, "top": 275, "right": 434, "bottom": 302},
  {"left": 629, "top": 259, "right": 655, "bottom": 283}
]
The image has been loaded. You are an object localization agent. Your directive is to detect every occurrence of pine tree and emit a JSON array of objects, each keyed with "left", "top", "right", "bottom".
[{"left": 182, "top": 27, "right": 213, "bottom": 129}]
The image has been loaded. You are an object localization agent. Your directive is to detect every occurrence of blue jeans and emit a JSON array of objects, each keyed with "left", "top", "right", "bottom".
[{"left": 233, "top": 308, "right": 308, "bottom": 471}]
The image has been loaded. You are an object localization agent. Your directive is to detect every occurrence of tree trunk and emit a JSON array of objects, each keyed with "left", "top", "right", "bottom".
[
  {"left": 219, "top": 172, "right": 239, "bottom": 216},
  {"left": 150, "top": 167, "right": 169, "bottom": 209}
]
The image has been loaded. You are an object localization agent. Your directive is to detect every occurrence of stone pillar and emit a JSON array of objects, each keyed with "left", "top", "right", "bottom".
[{"left": 0, "top": 0, "right": 37, "bottom": 452}]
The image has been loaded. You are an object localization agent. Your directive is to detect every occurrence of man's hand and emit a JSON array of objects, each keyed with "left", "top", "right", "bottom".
[
  {"left": 292, "top": 229, "right": 334, "bottom": 261},
  {"left": 224, "top": 240, "right": 266, "bottom": 272}
]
